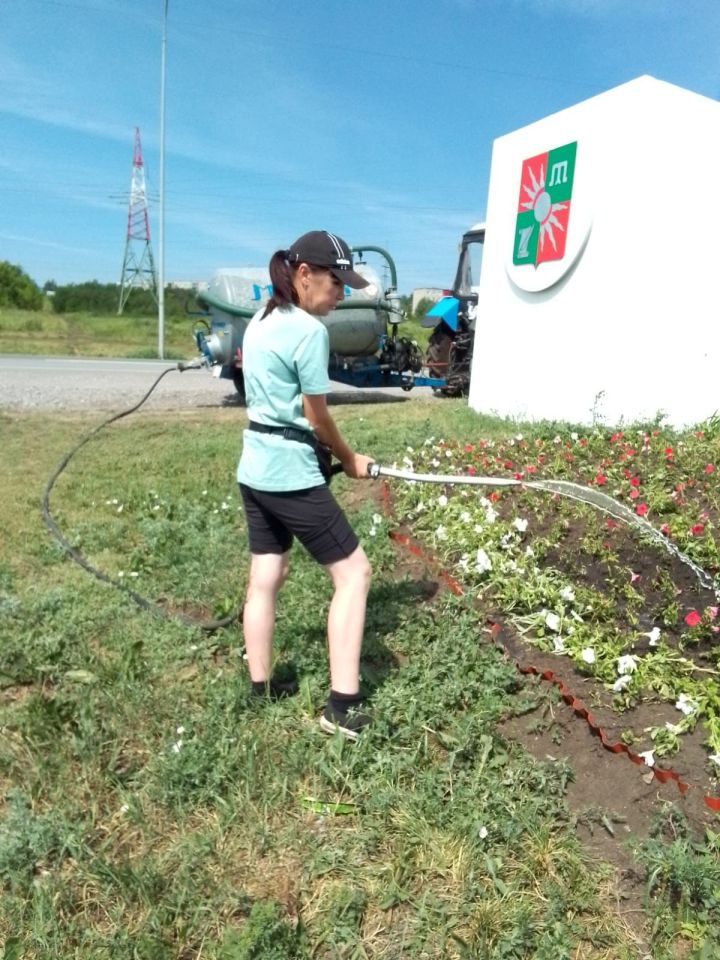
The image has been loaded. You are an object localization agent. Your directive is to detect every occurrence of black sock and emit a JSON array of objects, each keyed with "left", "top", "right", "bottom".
[{"left": 329, "top": 689, "right": 363, "bottom": 717}]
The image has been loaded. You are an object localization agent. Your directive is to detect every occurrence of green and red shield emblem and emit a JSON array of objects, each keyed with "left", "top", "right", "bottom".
[{"left": 513, "top": 141, "right": 577, "bottom": 267}]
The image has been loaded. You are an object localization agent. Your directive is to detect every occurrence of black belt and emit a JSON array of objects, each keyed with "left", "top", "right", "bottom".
[
  {"left": 247, "top": 420, "right": 343, "bottom": 479},
  {"left": 248, "top": 421, "right": 317, "bottom": 446}
]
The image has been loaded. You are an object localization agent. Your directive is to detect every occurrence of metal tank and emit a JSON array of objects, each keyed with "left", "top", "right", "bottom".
[{"left": 194, "top": 247, "right": 403, "bottom": 394}]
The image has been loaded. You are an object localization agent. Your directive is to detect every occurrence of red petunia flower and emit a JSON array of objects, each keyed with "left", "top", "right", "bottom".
[
  {"left": 660, "top": 523, "right": 670, "bottom": 536},
  {"left": 513, "top": 472, "right": 524, "bottom": 480},
  {"left": 464, "top": 443, "right": 473, "bottom": 453},
  {"left": 489, "top": 491, "right": 499, "bottom": 502},
  {"left": 635, "top": 503, "right": 649, "bottom": 516},
  {"left": 664, "top": 447, "right": 673, "bottom": 458},
  {"left": 606, "top": 519, "right": 618, "bottom": 530},
  {"left": 467, "top": 466, "right": 476, "bottom": 476},
  {"left": 630, "top": 476, "right": 640, "bottom": 487},
  {"left": 705, "top": 464, "right": 715, "bottom": 474},
  {"left": 685, "top": 610, "right": 702, "bottom": 628},
  {"left": 629, "top": 489, "right": 640, "bottom": 500},
  {"left": 594, "top": 474, "right": 607, "bottom": 486},
  {"left": 690, "top": 523, "right": 705, "bottom": 536}
]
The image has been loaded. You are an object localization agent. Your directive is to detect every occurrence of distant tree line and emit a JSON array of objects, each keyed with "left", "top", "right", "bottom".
[
  {"left": 51, "top": 281, "right": 190, "bottom": 318},
  {"left": 0, "top": 262, "right": 192, "bottom": 317}
]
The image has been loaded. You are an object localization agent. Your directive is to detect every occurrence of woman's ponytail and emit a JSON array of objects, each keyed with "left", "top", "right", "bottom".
[{"left": 262, "top": 250, "right": 298, "bottom": 318}]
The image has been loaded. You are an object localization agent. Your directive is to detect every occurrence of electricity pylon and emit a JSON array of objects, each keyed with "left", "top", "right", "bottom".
[{"left": 118, "top": 127, "right": 158, "bottom": 314}]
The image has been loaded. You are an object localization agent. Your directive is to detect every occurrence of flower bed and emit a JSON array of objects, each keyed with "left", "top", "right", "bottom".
[{"left": 390, "top": 419, "right": 720, "bottom": 779}]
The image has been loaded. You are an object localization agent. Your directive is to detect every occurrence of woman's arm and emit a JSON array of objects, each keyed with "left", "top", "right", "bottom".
[{"left": 303, "top": 393, "right": 373, "bottom": 480}]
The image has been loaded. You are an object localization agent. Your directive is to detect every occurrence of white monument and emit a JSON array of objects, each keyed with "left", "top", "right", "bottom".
[{"left": 468, "top": 76, "right": 720, "bottom": 427}]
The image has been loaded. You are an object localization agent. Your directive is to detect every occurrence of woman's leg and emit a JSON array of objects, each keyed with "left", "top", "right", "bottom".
[
  {"left": 324, "top": 545, "right": 372, "bottom": 694},
  {"left": 243, "top": 551, "right": 290, "bottom": 682}
]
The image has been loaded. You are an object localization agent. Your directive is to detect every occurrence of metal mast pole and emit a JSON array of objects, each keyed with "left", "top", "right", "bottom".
[{"left": 158, "top": 0, "right": 168, "bottom": 359}]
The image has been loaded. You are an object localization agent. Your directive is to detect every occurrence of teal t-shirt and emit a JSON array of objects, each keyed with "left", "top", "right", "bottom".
[{"left": 237, "top": 304, "right": 331, "bottom": 491}]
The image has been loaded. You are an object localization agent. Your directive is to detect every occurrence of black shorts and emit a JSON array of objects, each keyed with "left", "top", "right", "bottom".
[{"left": 239, "top": 483, "right": 360, "bottom": 565}]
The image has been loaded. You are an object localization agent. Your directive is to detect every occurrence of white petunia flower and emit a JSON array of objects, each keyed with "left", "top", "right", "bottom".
[
  {"left": 485, "top": 506, "right": 497, "bottom": 524},
  {"left": 369, "top": 527, "right": 377, "bottom": 537},
  {"left": 475, "top": 548, "right": 493, "bottom": 574},
  {"left": 709, "top": 754, "right": 720, "bottom": 767},
  {"left": 645, "top": 627, "right": 661, "bottom": 646},
  {"left": 460, "top": 511, "right": 472, "bottom": 523},
  {"left": 172, "top": 740, "right": 183, "bottom": 753},
  {"left": 406, "top": 446, "right": 414, "bottom": 453},
  {"left": 638, "top": 750, "right": 655, "bottom": 768},
  {"left": 513, "top": 517, "right": 528, "bottom": 533},
  {"left": 458, "top": 555, "right": 470, "bottom": 572},
  {"left": 581, "top": 648, "right": 596, "bottom": 664},
  {"left": 571, "top": 432, "right": 578, "bottom": 441},
  {"left": 560, "top": 586, "right": 575, "bottom": 603},
  {"left": 553, "top": 636, "right": 566, "bottom": 654},
  {"left": 612, "top": 675, "right": 633, "bottom": 693},
  {"left": 617, "top": 655, "right": 639, "bottom": 675},
  {"left": 435, "top": 525, "right": 447, "bottom": 541},
  {"left": 474, "top": 523, "right": 484, "bottom": 534},
  {"left": 372, "top": 513, "right": 383, "bottom": 525},
  {"left": 544, "top": 611, "right": 561, "bottom": 632},
  {"left": 176, "top": 725, "right": 185, "bottom": 735},
  {"left": 478, "top": 825, "right": 488, "bottom": 839},
  {"left": 437, "top": 494, "right": 448, "bottom": 507},
  {"left": 120, "top": 803, "right": 130, "bottom": 814},
  {"left": 675, "top": 693, "right": 697, "bottom": 716},
  {"left": 665, "top": 722, "right": 682, "bottom": 734}
]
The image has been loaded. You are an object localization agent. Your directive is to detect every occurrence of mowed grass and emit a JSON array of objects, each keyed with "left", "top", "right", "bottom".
[
  {"left": 0, "top": 398, "right": 698, "bottom": 958},
  {"left": 0, "top": 306, "right": 197, "bottom": 360}
]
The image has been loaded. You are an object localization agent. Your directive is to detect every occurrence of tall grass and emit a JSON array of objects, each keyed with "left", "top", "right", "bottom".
[{"left": 0, "top": 307, "right": 197, "bottom": 360}]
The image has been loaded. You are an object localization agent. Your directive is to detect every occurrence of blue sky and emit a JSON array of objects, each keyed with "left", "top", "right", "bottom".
[{"left": 2, "top": 0, "right": 720, "bottom": 293}]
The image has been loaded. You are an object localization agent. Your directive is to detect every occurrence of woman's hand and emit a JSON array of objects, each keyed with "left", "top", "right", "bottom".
[{"left": 342, "top": 453, "right": 375, "bottom": 480}]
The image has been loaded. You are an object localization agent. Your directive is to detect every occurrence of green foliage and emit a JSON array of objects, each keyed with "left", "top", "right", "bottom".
[
  {"left": 0, "top": 789, "right": 78, "bottom": 893},
  {"left": 51, "top": 281, "right": 190, "bottom": 318},
  {"left": 0, "top": 261, "right": 43, "bottom": 310},
  {"left": 220, "top": 901, "right": 305, "bottom": 959}
]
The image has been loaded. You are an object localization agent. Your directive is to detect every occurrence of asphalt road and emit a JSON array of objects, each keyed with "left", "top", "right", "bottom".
[{"left": 0, "top": 355, "right": 426, "bottom": 412}]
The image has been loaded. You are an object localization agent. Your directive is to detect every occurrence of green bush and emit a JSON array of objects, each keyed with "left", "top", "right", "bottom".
[{"left": 0, "top": 262, "right": 43, "bottom": 310}]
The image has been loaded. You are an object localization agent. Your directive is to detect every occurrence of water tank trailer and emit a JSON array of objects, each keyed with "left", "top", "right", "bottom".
[{"left": 194, "top": 246, "right": 450, "bottom": 397}]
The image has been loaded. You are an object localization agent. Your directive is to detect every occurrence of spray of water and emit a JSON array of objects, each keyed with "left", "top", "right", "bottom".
[{"left": 371, "top": 464, "right": 720, "bottom": 599}]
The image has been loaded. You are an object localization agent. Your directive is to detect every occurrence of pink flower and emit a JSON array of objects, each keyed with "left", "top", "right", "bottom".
[
  {"left": 685, "top": 610, "right": 702, "bottom": 628},
  {"left": 629, "top": 489, "right": 640, "bottom": 500},
  {"left": 635, "top": 503, "right": 649, "bottom": 516},
  {"left": 708, "top": 607, "right": 719, "bottom": 620},
  {"left": 660, "top": 523, "right": 670, "bottom": 536},
  {"left": 630, "top": 571, "right": 641, "bottom": 584},
  {"left": 705, "top": 464, "right": 715, "bottom": 474}
]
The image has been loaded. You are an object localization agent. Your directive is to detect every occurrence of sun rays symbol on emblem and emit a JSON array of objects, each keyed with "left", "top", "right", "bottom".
[{"left": 521, "top": 164, "right": 568, "bottom": 252}]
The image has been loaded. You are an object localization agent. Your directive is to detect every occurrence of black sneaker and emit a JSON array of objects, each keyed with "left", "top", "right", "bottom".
[
  {"left": 251, "top": 677, "right": 299, "bottom": 701},
  {"left": 319, "top": 703, "right": 371, "bottom": 741}
]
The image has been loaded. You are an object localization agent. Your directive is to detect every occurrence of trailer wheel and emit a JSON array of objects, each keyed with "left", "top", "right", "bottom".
[{"left": 232, "top": 369, "right": 246, "bottom": 404}]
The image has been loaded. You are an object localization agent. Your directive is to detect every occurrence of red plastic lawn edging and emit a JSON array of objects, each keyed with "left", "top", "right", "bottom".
[{"left": 384, "top": 509, "right": 720, "bottom": 813}]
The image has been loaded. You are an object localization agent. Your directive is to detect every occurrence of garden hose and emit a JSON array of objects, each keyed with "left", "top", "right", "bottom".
[{"left": 41, "top": 362, "right": 240, "bottom": 633}]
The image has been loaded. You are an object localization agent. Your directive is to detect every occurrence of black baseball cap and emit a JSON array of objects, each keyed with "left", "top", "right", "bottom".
[{"left": 287, "top": 230, "right": 369, "bottom": 289}]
